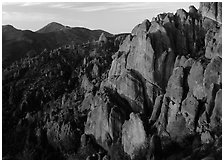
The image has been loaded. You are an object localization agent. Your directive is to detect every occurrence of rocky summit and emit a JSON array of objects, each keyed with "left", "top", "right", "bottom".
[{"left": 2, "top": 2, "right": 222, "bottom": 160}]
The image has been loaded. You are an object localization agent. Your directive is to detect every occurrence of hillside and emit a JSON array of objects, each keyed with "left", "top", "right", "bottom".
[{"left": 2, "top": 23, "right": 112, "bottom": 68}]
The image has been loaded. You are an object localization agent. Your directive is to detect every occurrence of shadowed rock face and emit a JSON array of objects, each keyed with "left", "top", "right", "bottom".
[
  {"left": 2, "top": 3, "right": 222, "bottom": 160},
  {"left": 109, "top": 69, "right": 145, "bottom": 113}
]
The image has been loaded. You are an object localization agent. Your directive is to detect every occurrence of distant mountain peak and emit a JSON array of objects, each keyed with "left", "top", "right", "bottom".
[{"left": 37, "top": 22, "right": 69, "bottom": 33}]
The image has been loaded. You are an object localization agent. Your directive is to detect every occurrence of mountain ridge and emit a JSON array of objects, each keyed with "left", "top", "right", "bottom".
[{"left": 2, "top": 23, "right": 113, "bottom": 68}]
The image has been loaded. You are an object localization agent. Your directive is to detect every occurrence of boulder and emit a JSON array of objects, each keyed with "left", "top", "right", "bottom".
[{"left": 122, "top": 113, "right": 146, "bottom": 159}]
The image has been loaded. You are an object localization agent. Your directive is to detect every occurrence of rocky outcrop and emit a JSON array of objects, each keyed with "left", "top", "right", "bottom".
[
  {"left": 155, "top": 54, "right": 221, "bottom": 149},
  {"left": 108, "top": 19, "right": 175, "bottom": 113},
  {"left": 122, "top": 113, "right": 146, "bottom": 159},
  {"left": 109, "top": 69, "right": 145, "bottom": 113},
  {"left": 99, "top": 32, "right": 108, "bottom": 43},
  {"left": 81, "top": 74, "right": 94, "bottom": 93},
  {"left": 85, "top": 87, "right": 130, "bottom": 150}
]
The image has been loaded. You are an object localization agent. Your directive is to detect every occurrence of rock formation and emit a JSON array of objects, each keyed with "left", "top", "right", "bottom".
[
  {"left": 2, "top": 2, "right": 222, "bottom": 160},
  {"left": 122, "top": 113, "right": 146, "bottom": 159},
  {"left": 85, "top": 87, "right": 130, "bottom": 150}
]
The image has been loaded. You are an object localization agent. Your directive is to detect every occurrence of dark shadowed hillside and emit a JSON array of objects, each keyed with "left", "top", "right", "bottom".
[{"left": 2, "top": 23, "right": 112, "bottom": 68}]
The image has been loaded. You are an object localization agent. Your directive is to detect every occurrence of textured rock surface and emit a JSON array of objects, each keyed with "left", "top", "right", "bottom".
[
  {"left": 85, "top": 88, "right": 130, "bottom": 150},
  {"left": 203, "top": 56, "right": 222, "bottom": 97},
  {"left": 166, "top": 67, "right": 184, "bottom": 107},
  {"left": 166, "top": 113, "right": 191, "bottom": 142},
  {"left": 109, "top": 19, "right": 175, "bottom": 108},
  {"left": 188, "top": 61, "right": 206, "bottom": 100},
  {"left": 110, "top": 69, "right": 145, "bottom": 113},
  {"left": 199, "top": 2, "right": 222, "bottom": 23},
  {"left": 181, "top": 92, "right": 199, "bottom": 131},
  {"left": 205, "top": 28, "right": 222, "bottom": 59},
  {"left": 122, "top": 113, "right": 146, "bottom": 159}
]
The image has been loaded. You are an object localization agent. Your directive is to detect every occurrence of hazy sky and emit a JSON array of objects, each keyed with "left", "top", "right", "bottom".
[{"left": 2, "top": 2, "right": 199, "bottom": 34}]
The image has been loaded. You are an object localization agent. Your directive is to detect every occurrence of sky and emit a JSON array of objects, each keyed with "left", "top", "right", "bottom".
[{"left": 2, "top": 2, "right": 200, "bottom": 34}]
